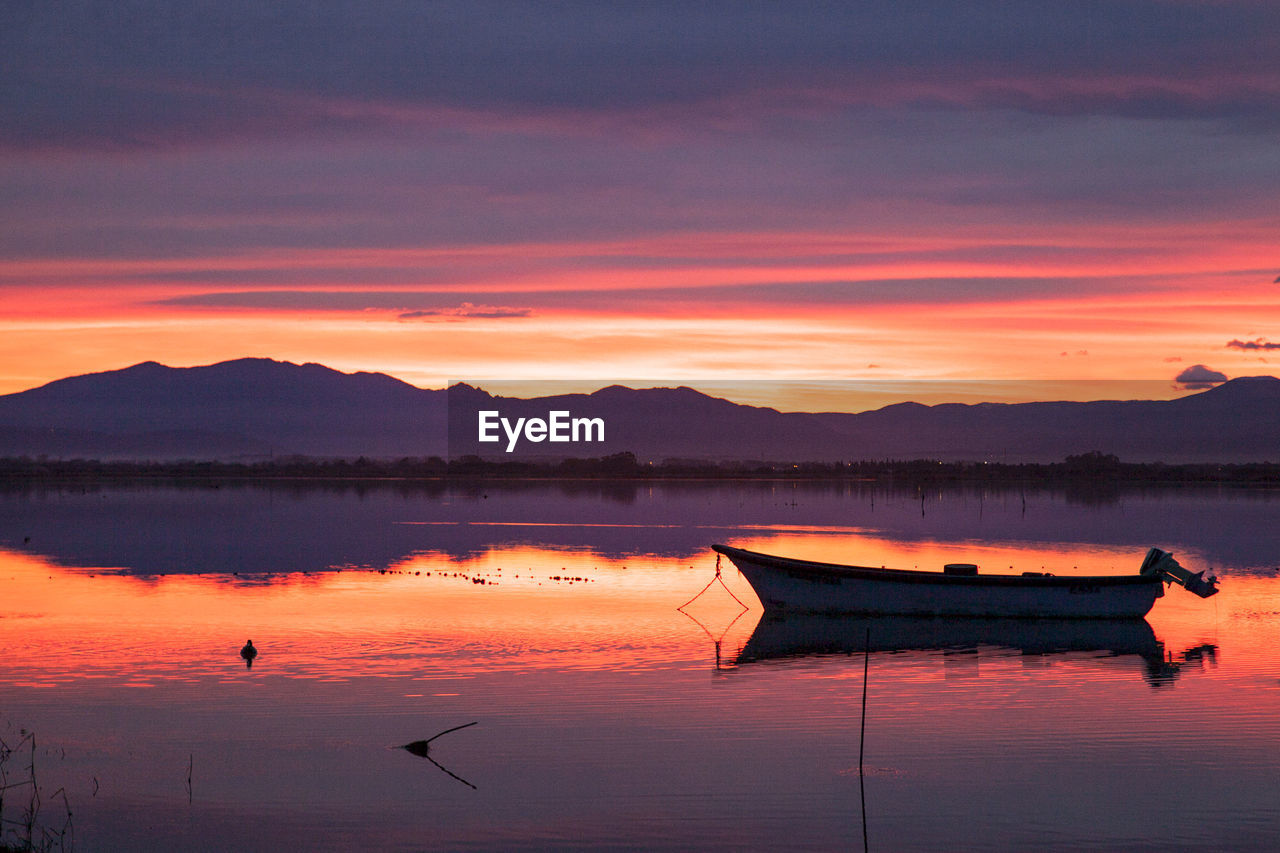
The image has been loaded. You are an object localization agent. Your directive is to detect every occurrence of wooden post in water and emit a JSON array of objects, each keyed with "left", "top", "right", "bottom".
[
  {"left": 859, "top": 626, "right": 870, "bottom": 853},
  {"left": 859, "top": 626, "right": 869, "bottom": 772}
]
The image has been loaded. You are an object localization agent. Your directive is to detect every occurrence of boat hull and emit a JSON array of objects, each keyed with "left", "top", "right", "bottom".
[{"left": 713, "top": 545, "right": 1164, "bottom": 619}]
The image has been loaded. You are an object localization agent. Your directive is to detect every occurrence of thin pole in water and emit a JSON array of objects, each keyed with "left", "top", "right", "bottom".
[
  {"left": 859, "top": 626, "right": 869, "bottom": 772},
  {"left": 859, "top": 626, "right": 870, "bottom": 853}
]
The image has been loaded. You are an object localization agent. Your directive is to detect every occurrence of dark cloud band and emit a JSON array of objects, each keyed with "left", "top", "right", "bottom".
[
  {"left": 5, "top": 1, "right": 1280, "bottom": 151},
  {"left": 1227, "top": 338, "right": 1280, "bottom": 351},
  {"left": 149, "top": 274, "right": 1181, "bottom": 313}
]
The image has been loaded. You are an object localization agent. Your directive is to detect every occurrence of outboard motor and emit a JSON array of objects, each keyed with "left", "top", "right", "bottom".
[{"left": 1140, "top": 548, "right": 1219, "bottom": 598}]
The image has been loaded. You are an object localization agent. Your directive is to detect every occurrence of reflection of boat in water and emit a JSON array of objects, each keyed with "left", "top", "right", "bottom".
[
  {"left": 731, "top": 611, "right": 1215, "bottom": 687},
  {"left": 737, "top": 612, "right": 1163, "bottom": 662},
  {"left": 712, "top": 544, "right": 1218, "bottom": 619}
]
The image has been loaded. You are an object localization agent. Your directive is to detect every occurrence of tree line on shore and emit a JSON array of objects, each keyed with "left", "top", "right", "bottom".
[{"left": 0, "top": 451, "right": 1277, "bottom": 484}]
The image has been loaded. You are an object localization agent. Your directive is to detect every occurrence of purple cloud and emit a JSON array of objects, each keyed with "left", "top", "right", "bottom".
[
  {"left": 1227, "top": 338, "right": 1280, "bottom": 351},
  {"left": 144, "top": 273, "right": 1226, "bottom": 315},
  {"left": 4, "top": 0, "right": 1279, "bottom": 348},
  {"left": 5, "top": 2, "right": 1280, "bottom": 152},
  {"left": 398, "top": 303, "right": 532, "bottom": 320},
  {"left": 1175, "top": 364, "right": 1228, "bottom": 390}
]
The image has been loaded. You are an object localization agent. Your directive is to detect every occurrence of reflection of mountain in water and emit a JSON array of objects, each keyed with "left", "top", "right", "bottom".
[
  {"left": 731, "top": 612, "right": 1216, "bottom": 688},
  {"left": 1, "top": 480, "right": 1277, "bottom": 577}
]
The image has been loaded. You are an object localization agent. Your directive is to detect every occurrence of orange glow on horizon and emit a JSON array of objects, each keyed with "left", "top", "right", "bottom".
[{"left": 1, "top": 224, "right": 1276, "bottom": 399}]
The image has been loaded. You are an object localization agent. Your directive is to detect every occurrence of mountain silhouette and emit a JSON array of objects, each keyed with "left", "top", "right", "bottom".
[
  {"left": 448, "top": 376, "right": 1280, "bottom": 463},
  {"left": 0, "top": 358, "right": 446, "bottom": 459},
  {"left": 1, "top": 361, "right": 1277, "bottom": 463}
]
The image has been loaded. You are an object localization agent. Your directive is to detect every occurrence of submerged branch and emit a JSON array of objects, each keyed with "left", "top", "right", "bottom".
[
  {"left": 400, "top": 721, "right": 479, "bottom": 757},
  {"left": 399, "top": 722, "right": 480, "bottom": 790}
]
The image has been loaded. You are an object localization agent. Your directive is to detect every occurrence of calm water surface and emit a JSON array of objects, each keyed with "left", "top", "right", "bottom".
[{"left": 1, "top": 481, "right": 1278, "bottom": 851}]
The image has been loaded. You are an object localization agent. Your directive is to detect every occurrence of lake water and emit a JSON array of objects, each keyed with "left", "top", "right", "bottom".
[{"left": 1, "top": 480, "right": 1278, "bottom": 851}]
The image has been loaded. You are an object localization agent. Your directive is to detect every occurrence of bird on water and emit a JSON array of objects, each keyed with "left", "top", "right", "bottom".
[{"left": 240, "top": 639, "right": 258, "bottom": 668}]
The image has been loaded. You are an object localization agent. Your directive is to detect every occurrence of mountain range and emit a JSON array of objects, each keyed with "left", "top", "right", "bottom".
[
  {"left": 1, "top": 358, "right": 1277, "bottom": 463},
  {"left": 0, "top": 359, "right": 446, "bottom": 460}
]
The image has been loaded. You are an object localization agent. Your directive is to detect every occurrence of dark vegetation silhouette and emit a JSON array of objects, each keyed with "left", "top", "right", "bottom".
[
  {"left": 1, "top": 452, "right": 1278, "bottom": 485},
  {"left": 0, "top": 730, "right": 73, "bottom": 853}
]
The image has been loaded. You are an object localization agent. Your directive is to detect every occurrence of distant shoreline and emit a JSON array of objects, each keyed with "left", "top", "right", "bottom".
[{"left": 2, "top": 453, "right": 1277, "bottom": 486}]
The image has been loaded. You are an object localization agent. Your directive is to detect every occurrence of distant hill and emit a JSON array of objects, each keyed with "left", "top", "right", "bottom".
[
  {"left": 445, "top": 382, "right": 855, "bottom": 463},
  {"left": 447, "top": 376, "right": 1280, "bottom": 464},
  {"left": 0, "top": 359, "right": 446, "bottom": 459},
  {"left": 1, "top": 360, "right": 1278, "bottom": 463},
  {"left": 810, "top": 375, "right": 1280, "bottom": 463}
]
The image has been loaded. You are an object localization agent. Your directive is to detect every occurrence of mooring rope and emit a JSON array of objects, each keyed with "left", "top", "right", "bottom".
[{"left": 676, "top": 553, "right": 751, "bottom": 612}]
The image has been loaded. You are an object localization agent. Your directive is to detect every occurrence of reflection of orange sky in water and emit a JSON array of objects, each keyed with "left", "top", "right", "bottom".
[
  {"left": 0, "top": 531, "right": 1252, "bottom": 690},
  {"left": 0, "top": 545, "right": 716, "bottom": 688}
]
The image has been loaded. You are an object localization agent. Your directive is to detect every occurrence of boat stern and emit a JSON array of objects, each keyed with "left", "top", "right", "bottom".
[{"left": 1139, "top": 548, "right": 1219, "bottom": 599}]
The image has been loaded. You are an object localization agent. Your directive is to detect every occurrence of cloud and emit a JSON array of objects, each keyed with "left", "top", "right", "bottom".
[
  {"left": 398, "top": 303, "right": 532, "bottom": 320},
  {"left": 1174, "top": 364, "right": 1228, "bottom": 389},
  {"left": 147, "top": 290, "right": 532, "bottom": 319},
  {"left": 1226, "top": 338, "right": 1280, "bottom": 351},
  {"left": 5, "top": 1, "right": 1280, "bottom": 151},
  {"left": 148, "top": 273, "right": 1179, "bottom": 316}
]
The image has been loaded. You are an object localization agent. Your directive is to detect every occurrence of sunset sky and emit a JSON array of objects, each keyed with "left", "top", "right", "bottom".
[{"left": 2, "top": 1, "right": 1278, "bottom": 402}]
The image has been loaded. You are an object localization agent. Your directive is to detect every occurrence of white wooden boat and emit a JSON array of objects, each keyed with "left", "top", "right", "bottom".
[{"left": 711, "top": 544, "right": 1218, "bottom": 618}]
